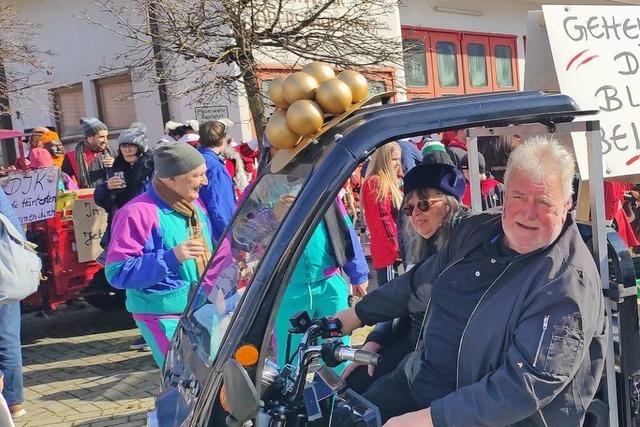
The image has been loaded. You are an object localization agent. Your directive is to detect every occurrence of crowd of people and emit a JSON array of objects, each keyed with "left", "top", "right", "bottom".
[
  {"left": 0, "top": 116, "right": 625, "bottom": 426},
  {"left": 0, "top": 116, "right": 259, "bottom": 420}
]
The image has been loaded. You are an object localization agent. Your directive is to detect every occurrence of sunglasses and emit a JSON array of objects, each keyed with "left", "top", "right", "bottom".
[{"left": 402, "top": 198, "right": 443, "bottom": 216}]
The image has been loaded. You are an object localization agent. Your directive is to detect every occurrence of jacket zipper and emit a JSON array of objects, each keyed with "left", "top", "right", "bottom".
[
  {"left": 456, "top": 263, "right": 513, "bottom": 389},
  {"left": 533, "top": 315, "right": 550, "bottom": 368},
  {"left": 415, "top": 257, "right": 464, "bottom": 351}
]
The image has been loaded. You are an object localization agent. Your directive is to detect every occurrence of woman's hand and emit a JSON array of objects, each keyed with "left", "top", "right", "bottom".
[
  {"left": 340, "top": 340, "right": 381, "bottom": 379},
  {"left": 106, "top": 176, "right": 125, "bottom": 190}
]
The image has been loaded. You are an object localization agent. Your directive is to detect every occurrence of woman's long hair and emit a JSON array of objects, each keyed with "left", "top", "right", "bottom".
[
  {"left": 402, "top": 188, "right": 465, "bottom": 264},
  {"left": 365, "top": 142, "right": 403, "bottom": 208}
]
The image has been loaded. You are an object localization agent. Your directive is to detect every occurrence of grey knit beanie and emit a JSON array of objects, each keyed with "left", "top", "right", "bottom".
[
  {"left": 153, "top": 143, "right": 205, "bottom": 178},
  {"left": 117, "top": 123, "right": 149, "bottom": 153},
  {"left": 80, "top": 117, "right": 108, "bottom": 137}
]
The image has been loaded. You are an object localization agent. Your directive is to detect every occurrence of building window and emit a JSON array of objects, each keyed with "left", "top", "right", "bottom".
[
  {"left": 494, "top": 45, "right": 514, "bottom": 87},
  {"left": 435, "top": 41, "right": 459, "bottom": 87},
  {"left": 367, "top": 79, "right": 387, "bottom": 97},
  {"left": 466, "top": 43, "right": 488, "bottom": 87},
  {"left": 403, "top": 39, "right": 427, "bottom": 87},
  {"left": 95, "top": 73, "right": 137, "bottom": 131},
  {"left": 51, "top": 84, "right": 86, "bottom": 138},
  {"left": 402, "top": 28, "right": 519, "bottom": 98}
]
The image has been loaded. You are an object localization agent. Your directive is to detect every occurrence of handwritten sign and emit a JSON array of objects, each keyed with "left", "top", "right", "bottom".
[
  {"left": 0, "top": 167, "right": 58, "bottom": 224},
  {"left": 195, "top": 105, "right": 229, "bottom": 123},
  {"left": 540, "top": 5, "right": 640, "bottom": 179},
  {"left": 72, "top": 198, "right": 108, "bottom": 263}
]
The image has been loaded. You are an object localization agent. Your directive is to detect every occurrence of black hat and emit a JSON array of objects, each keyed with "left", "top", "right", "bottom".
[
  {"left": 460, "top": 152, "right": 486, "bottom": 173},
  {"left": 403, "top": 163, "right": 466, "bottom": 200}
]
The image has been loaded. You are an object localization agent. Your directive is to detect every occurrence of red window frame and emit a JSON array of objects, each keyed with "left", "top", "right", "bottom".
[
  {"left": 489, "top": 36, "right": 518, "bottom": 92},
  {"left": 429, "top": 32, "right": 465, "bottom": 97},
  {"left": 461, "top": 34, "right": 491, "bottom": 94},
  {"left": 402, "top": 27, "right": 519, "bottom": 98},
  {"left": 401, "top": 28, "right": 435, "bottom": 98}
]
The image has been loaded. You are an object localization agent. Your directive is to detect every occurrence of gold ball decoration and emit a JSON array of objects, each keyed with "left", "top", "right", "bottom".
[
  {"left": 265, "top": 110, "right": 300, "bottom": 149},
  {"left": 282, "top": 72, "right": 319, "bottom": 104},
  {"left": 302, "top": 62, "right": 336, "bottom": 84},
  {"left": 315, "top": 78, "right": 353, "bottom": 114},
  {"left": 268, "top": 77, "right": 289, "bottom": 109},
  {"left": 337, "top": 70, "right": 369, "bottom": 103},
  {"left": 286, "top": 100, "right": 324, "bottom": 137}
]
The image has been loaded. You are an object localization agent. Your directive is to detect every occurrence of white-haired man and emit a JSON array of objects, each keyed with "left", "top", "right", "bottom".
[{"left": 335, "top": 136, "right": 607, "bottom": 427}]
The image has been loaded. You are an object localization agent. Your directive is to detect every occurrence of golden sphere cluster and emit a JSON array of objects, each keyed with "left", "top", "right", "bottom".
[{"left": 265, "top": 62, "right": 369, "bottom": 149}]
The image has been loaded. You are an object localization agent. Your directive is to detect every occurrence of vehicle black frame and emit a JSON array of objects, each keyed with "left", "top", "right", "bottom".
[{"left": 152, "top": 91, "right": 637, "bottom": 427}]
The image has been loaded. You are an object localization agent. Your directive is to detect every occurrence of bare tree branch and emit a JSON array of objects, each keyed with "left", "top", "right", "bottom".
[
  {"left": 0, "top": 2, "right": 54, "bottom": 116},
  {"left": 86, "top": 0, "right": 403, "bottom": 148}
]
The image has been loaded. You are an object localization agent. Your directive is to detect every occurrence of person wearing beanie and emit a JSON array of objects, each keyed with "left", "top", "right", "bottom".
[
  {"left": 62, "top": 117, "right": 114, "bottom": 188},
  {"left": 94, "top": 123, "right": 154, "bottom": 249},
  {"left": 421, "top": 140, "right": 453, "bottom": 166},
  {"left": 105, "top": 142, "right": 212, "bottom": 368},
  {"left": 460, "top": 152, "right": 505, "bottom": 210},
  {"left": 198, "top": 120, "right": 237, "bottom": 242},
  {"left": 344, "top": 162, "right": 467, "bottom": 395}
]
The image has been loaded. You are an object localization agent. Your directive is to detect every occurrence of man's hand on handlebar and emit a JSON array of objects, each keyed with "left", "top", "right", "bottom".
[
  {"left": 333, "top": 307, "right": 363, "bottom": 336},
  {"left": 384, "top": 408, "right": 433, "bottom": 427},
  {"left": 341, "top": 340, "right": 381, "bottom": 379}
]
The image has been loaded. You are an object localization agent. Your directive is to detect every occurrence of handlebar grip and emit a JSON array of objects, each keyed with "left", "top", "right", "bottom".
[{"left": 336, "top": 347, "right": 381, "bottom": 367}]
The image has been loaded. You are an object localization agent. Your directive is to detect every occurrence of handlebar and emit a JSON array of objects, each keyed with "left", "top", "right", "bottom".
[{"left": 334, "top": 346, "right": 380, "bottom": 367}]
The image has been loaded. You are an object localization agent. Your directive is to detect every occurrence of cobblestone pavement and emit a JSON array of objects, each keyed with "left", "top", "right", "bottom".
[
  {"left": 14, "top": 303, "right": 158, "bottom": 427},
  {"left": 12, "top": 265, "right": 378, "bottom": 427}
]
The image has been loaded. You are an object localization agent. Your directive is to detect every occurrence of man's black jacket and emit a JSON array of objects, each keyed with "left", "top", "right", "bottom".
[{"left": 355, "top": 211, "right": 607, "bottom": 426}]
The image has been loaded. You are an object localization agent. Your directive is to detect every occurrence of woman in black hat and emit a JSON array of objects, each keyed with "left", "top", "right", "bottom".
[{"left": 343, "top": 163, "right": 467, "bottom": 393}]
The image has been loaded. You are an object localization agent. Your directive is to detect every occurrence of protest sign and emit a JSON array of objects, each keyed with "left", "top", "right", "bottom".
[
  {"left": 72, "top": 198, "right": 108, "bottom": 263},
  {"left": 526, "top": 5, "right": 640, "bottom": 180},
  {"left": 0, "top": 167, "right": 58, "bottom": 224}
]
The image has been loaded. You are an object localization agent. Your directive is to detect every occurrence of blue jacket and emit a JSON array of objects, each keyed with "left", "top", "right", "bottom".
[
  {"left": 398, "top": 139, "right": 422, "bottom": 174},
  {"left": 198, "top": 148, "right": 236, "bottom": 242}
]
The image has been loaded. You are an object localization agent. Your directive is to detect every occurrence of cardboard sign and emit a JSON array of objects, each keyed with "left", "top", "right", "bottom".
[
  {"left": 529, "top": 5, "right": 640, "bottom": 179},
  {"left": 72, "top": 198, "right": 108, "bottom": 263},
  {"left": 0, "top": 167, "right": 58, "bottom": 224}
]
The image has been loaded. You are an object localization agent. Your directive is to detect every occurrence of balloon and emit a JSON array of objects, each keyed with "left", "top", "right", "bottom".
[
  {"left": 315, "top": 78, "right": 353, "bottom": 114},
  {"left": 268, "top": 77, "right": 289, "bottom": 109},
  {"left": 265, "top": 110, "right": 300, "bottom": 149},
  {"left": 286, "top": 100, "right": 324, "bottom": 136},
  {"left": 302, "top": 62, "right": 336, "bottom": 84},
  {"left": 337, "top": 70, "right": 369, "bottom": 103},
  {"left": 283, "top": 72, "right": 318, "bottom": 104}
]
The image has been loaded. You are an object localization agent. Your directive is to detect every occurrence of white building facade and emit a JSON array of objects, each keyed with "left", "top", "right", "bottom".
[{"left": 1, "top": 0, "right": 634, "bottom": 164}]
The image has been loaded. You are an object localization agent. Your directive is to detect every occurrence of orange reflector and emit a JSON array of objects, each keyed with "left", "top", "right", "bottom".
[
  {"left": 220, "top": 384, "right": 229, "bottom": 412},
  {"left": 234, "top": 344, "right": 259, "bottom": 366}
]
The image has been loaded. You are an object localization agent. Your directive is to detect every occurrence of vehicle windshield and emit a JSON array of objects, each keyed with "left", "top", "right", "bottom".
[{"left": 185, "top": 171, "right": 307, "bottom": 365}]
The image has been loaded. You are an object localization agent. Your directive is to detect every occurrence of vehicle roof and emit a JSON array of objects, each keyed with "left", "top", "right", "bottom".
[{"left": 328, "top": 90, "right": 596, "bottom": 163}]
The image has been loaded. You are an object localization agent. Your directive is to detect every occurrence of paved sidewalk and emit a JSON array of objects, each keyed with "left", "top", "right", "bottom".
[{"left": 14, "top": 304, "right": 159, "bottom": 427}]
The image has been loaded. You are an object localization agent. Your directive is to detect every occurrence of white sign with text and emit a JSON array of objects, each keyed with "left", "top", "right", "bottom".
[
  {"left": 0, "top": 167, "right": 58, "bottom": 224},
  {"left": 542, "top": 5, "right": 640, "bottom": 179}
]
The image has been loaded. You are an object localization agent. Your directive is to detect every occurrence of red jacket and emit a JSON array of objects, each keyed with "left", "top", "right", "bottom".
[{"left": 361, "top": 175, "right": 400, "bottom": 269}]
